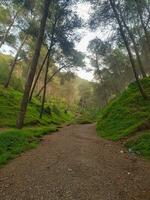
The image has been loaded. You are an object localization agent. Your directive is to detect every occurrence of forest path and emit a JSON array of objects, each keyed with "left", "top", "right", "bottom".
[{"left": 0, "top": 124, "right": 150, "bottom": 200}]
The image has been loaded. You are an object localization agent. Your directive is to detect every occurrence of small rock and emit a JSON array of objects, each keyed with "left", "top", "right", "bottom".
[
  {"left": 120, "top": 150, "right": 124, "bottom": 154},
  {"left": 129, "top": 148, "right": 132, "bottom": 153}
]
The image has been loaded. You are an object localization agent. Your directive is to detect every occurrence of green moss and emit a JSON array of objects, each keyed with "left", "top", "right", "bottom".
[
  {"left": 0, "top": 126, "right": 57, "bottom": 165},
  {"left": 125, "top": 131, "right": 150, "bottom": 158},
  {"left": 97, "top": 78, "right": 150, "bottom": 140}
]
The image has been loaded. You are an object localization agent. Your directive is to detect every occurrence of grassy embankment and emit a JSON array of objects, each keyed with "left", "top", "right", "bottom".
[
  {"left": 0, "top": 85, "right": 74, "bottom": 165},
  {"left": 97, "top": 78, "right": 150, "bottom": 158},
  {"left": 75, "top": 108, "right": 99, "bottom": 124}
]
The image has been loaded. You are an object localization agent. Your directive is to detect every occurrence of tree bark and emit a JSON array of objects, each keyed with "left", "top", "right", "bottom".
[
  {"left": 39, "top": 52, "right": 50, "bottom": 119},
  {"left": 4, "top": 35, "right": 28, "bottom": 88},
  {"left": 16, "top": 0, "right": 51, "bottom": 129},
  {"left": 109, "top": 0, "right": 147, "bottom": 99},
  {"left": 29, "top": 50, "right": 49, "bottom": 101}
]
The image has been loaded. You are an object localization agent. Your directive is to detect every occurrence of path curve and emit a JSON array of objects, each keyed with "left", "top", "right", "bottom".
[{"left": 0, "top": 124, "right": 150, "bottom": 200}]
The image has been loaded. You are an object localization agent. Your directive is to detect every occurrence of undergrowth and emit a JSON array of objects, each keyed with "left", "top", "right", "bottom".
[{"left": 0, "top": 126, "right": 57, "bottom": 165}]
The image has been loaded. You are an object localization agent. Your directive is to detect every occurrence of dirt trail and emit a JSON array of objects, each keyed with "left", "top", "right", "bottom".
[{"left": 0, "top": 124, "right": 150, "bottom": 200}]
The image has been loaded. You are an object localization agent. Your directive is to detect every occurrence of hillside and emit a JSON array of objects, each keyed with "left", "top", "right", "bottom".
[
  {"left": 0, "top": 84, "right": 75, "bottom": 165},
  {"left": 0, "top": 85, "right": 74, "bottom": 128},
  {"left": 97, "top": 78, "right": 150, "bottom": 158}
]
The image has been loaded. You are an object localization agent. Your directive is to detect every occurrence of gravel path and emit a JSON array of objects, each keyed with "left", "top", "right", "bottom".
[{"left": 0, "top": 124, "right": 150, "bottom": 200}]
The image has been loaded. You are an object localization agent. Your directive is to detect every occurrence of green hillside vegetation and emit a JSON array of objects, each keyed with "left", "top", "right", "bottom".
[
  {"left": 97, "top": 78, "right": 150, "bottom": 158},
  {"left": 76, "top": 108, "right": 99, "bottom": 124},
  {"left": 125, "top": 131, "right": 150, "bottom": 158},
  {"left": 0, "top": 85, "right": 74, "bottom": 127},
  {"left": 0, "top": 53, "right": 24, "bottom": 91},
  {"left": 0, "top": 54, "right": 11, "bottom": 84},
  {"left": 0, "top": 126, "right": 57, "bottom": 165}
]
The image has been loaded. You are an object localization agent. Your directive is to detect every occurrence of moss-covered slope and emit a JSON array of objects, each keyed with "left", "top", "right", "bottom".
[{"left": 97, "top": 78, "right": 150, "bottom": 141}]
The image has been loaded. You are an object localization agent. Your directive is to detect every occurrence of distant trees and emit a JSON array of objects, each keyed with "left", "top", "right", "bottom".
[
  {"left": 109, "top": 0, "right": 147, "bottom": 99},
  {"left": 14, "top": 0, "right": 84, "bottom": 127},
  {"left": 88, "top": 0, "right": 150, "bottom": 103},
  {"left": 0, "top": 0, "right": 85, "bottom": 128}
]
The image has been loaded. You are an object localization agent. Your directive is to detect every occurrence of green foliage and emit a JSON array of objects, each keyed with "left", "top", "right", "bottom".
[
  {"left": 0, "top": 85, "right": 74, "bottom": 127},
  {"left": 125, "top": 131, "right": 150, "bottom": 158},
  {"left": 76, "top": 107, "right": 99, "bottom": 124},
  {"left": 0, "top": 126, "right": 57, "bottom": 165},
  {"left": 0, "top": 6, "right": 11, "bottom": 24},
  {"left": 0, "top": 54, "right": 23, "bottom": 90},
  {"left": 97, "top": 78, "right": 150, "bottom": 140},
  {"left": 0, "top": 54, "right": 11, "bottom": 84}
]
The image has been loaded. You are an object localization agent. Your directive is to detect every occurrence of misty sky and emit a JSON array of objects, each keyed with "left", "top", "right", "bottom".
[{"left": 75, "top": 2, "right": 111, "bottom": 81}]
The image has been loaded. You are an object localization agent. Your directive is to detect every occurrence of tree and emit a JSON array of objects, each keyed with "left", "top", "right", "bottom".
[
  {"left": 0, "top": 9, "right": 18, "bottom": 48},
  {"left": 36, "top": 49, "right": 85, "bottom": 98},
  {"left": 116, "top": 3, "right": 146, "bottom": 78},
  {"left": 0, "top": 0, "right": 33, "bottom": 48},
  {"left": 108, "top": 0, "right": 147, "bottom": 99},
  {"left": 88, "top": 0, "right": 148, "bottom": 99},
  {"left": 4, "top": 12, "right": 42, "bottom": 88},
  {"left": 4, "top": 34, "right": 28, "bottom": 88},
  {"left": 16, "top": 0, "right": 52, "bottom": 129},
  {"left": 29, "top": 0, "right": 82, "bottom": 103},
  {"left": 134, "top": 0, "right": 150, "bottom": 51},
  {"left": 27, "top": 0, "right": 83, "bottom": 118}
]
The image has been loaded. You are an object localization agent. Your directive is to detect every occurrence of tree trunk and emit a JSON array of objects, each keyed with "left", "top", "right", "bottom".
[
  {"left": 109, "top": 0, "right": 147, "bottom": 99},
  {"left": 16, "top": 0, "right": 51, "bottom": 129},
  {"left": 29, "top": 14, "right": 58, "bottom": 102},
  {"left": 4, "top": 35, "right": 28, "bottom": 88},
  {"left": 0, "top": 11, "right": 19, "bottom": 48},
  {"left": 40, "top": 52, "right": 50, "bottom": 119},
  {"left": 118, "top": 9, "right": 147, "bottom": 78},
  {"left": 134, "top": 0, "right": 150, "bottom": 52},
  {"left": 29, "top": 50, "right": 49, "bottom": 101}
]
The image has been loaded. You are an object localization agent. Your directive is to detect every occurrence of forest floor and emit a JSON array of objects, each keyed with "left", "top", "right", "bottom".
[{"left": 0, "top": 124, "right": 150, "bottom": 200}]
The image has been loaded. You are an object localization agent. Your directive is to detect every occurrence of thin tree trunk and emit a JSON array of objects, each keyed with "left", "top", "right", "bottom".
[
  {"left": 16, "top": 0, "right": 51, "bottom": 129},
  {"left": 39, "top": 11, "right": 58, "bottom": 119},
  {"left": 109, "top": 0, "right": 147, "bottom": 99},
  {"left": 40, "top": 52, "right": 50, "bottom": 119},
  {"left": 95, "top": 54, "right": 110, "bottom": 104},
  {"left": 36, "top": 66, "right": 64, "bottom": 98},
  {"left": 134, "top": 0, "right": 150, "bottom": 52},
  {"left": 0, "top": 11, "right": 19, "bottom": 48},
  {"left": 29, "top": 13, "right": 58, "bottom": 102},
  {"left": 29, "top": 50, "right": 49, "bottom": 101},
  {"left": 4, "top": 35, "right": 28, "bottom": 88},
  {"left": 135, "top": 22, "right": 150, "bottom": 68},
  {"left": 118, "top": 9, "right": 147, "bottom": 78}
]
